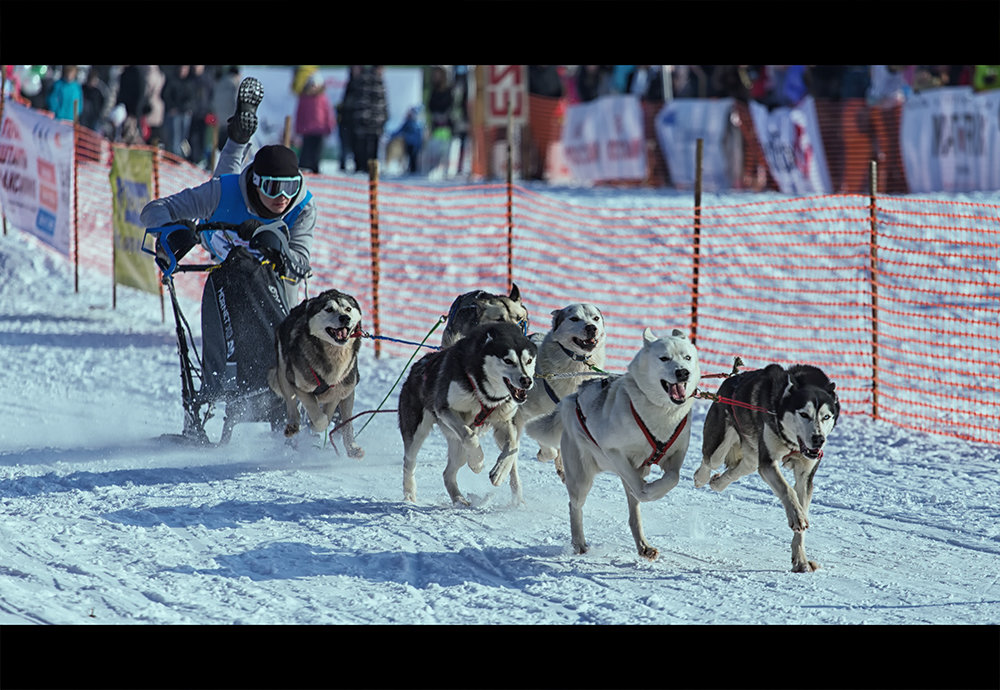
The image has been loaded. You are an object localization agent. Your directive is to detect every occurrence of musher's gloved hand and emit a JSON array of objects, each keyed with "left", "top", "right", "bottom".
[
  {"left": 153, "top": 220, "right": 199, "bottom": 272},
  {"left": 236, "top": 219, "right": 262, "bottom": 240}
]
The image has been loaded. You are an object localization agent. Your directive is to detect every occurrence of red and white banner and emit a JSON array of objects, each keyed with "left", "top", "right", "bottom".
[
  {"left": 900, "top": 86, "right": 1000, "bottom": 193},
  {"left": 654, "top": 98, "right": 737, "bottom": 191},
  {"left": 561, "top": 95, "right": 647, "bottom": 184},
  {"left": 749, "top": 96, "right": 832, "bottom": 195},
  {"left": 0, "top": 101, "right": 74, "bottom": 255}
]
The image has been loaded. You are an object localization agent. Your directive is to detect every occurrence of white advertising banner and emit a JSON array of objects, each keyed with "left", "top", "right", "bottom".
[
  {"left": 561, "top": 95, "right": 647, "bottom": 184},
  {"left": 900, "top": 86, "right": 1000, "bottom": 193},
  {"left": 654, "top": 98, "right": 735, "bottom": 190},
  {"left": 749, "top": 95, "right": 832, "bottom": 195},
  {"left": 0, "top": 101, "right": 74, "bottom": 255},
  {"left": 484, "top": 65, "right": 528, "bottom": 127}
]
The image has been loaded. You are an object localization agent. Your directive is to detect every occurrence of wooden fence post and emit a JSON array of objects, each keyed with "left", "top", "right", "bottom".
[
  {"left": 869, "top": 159, "right": 880, "bottom": 419},
  {"left": 506, "top": 101, "right": 514, "bottom": 291},
  {"left": 691, "top": 138, "right": 703, "bottom": 345},
  {"left": 368, "top": 158, "right": 382, "bottom": 358}
]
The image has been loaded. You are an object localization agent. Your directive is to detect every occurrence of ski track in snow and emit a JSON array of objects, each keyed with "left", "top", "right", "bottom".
[{"left": 1, "top": 188, "right": 1000, "bottom": 627}]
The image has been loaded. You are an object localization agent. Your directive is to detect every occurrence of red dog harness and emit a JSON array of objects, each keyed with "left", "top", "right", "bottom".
[{"left": 575, "top": 398, "right": 688, "bottom": 467}]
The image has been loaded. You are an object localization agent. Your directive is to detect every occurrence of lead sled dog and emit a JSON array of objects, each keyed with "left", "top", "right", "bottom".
[
  {"left": 528, "top": 328, "right": 700, "bottom": 559},
  {"left": 267, "top": 289, "right": 364, "bottom": 457},
  {"left": 517, "top": 303, "right": 607, "bottom": 479},
  {"left": 694, "top": 363, "right": 840, "bottom": 572},
  {"left": 399, "top": 321, "right": 537, "bottom": 506},
  {"left": 440, "top": 284, "right": 529, "bottom": 348}
]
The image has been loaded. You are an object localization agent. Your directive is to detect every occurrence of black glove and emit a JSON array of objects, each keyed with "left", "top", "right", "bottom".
[
  {"left": 235, "top": 218, "right": 262, "bottom": 241},
  {"left": 153, "top": 220, "right": 199, "bottom": 272},
  {"left": 257, "top": 246, "right": 287, "bottom": 275}
]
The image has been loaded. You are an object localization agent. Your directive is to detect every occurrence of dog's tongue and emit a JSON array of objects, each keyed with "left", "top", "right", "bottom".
[{"left": 669, "top": 382, "right": 686, "bottom": 401}]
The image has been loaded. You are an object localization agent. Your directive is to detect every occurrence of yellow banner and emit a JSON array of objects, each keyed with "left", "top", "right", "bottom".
[{"left": 110, "top": 147, "right": 159, "bottom": 295}]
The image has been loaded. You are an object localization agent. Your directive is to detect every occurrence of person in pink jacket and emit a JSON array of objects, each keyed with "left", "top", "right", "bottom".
[{"left": 294, "top": 72, "right": 335, "bottom": 173}]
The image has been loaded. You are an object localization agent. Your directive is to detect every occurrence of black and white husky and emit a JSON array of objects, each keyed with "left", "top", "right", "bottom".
[
  {"left": 518, "top": 303, "right": 607, "bottom": 479},
  {"left": 440, "top": 284, "right": 529, "bottom": 348},
  {"left": 267, "top": 289, "right": 364, "bottom": 457},
  {"left": 694, "top": 364, "right": 840, "bottom": 572},
  {"left": 399, "top": 321, "right": 537, "bottom": 506},
  {"left": 529, "top": 328, "right": 700, "bottom": 559}
]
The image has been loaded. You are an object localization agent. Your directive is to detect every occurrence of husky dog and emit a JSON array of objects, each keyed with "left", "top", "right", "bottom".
[
  {"left": 518, "top": 303, "right": 607, "bottom": 478},
  {"left": 440, "top": 284, "right": 529, "bottom": 348},
  {"left": 694, "top": 364, "right": 840, "bottom": 572},
  {"left": 528, "top": 328, "right": 700, "bottom": 559},
  {"left": 267, "top": 289, "right": 364, "bottom": 457},
  {"left": 399, "top": 321, "right": 537, "bottom": 506}
]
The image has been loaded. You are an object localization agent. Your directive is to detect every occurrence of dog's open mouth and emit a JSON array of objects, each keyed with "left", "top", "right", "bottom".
[
  {"left": 572, "top": 335, "right": 599, "bottom": 352},
  {"left": 661, "top": 380, "right": 687, "bottom": 405},
  {"left": 326, "top": 326, "right": 352, "bottom": 344},
  {"left": 504, "top": 377, "right": 529, "bottom": 403},
  {"left": 798, "top": 439, "right": 823, "bottom": 459}
]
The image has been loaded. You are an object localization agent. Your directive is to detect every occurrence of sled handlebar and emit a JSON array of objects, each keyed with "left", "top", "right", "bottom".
[{"left": 142, "top": 221, "right": 244, "bottom": 279}]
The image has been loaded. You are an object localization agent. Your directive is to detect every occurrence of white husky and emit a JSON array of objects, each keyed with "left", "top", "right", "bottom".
[
  {"left": 528, "top": 328, "right": 700, "bottom": 559},
  {"left": 517, "top": 303, "right": 607, "bottom": 479}
]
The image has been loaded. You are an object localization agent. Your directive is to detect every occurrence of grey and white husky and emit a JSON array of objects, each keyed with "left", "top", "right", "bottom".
[
  {"left": 518, "top": 303, "right": 607, "bottom": 479},
  {"left": 267, "top": 289, "right": 364, "bottom": 457},
  {"left": 694, "top": 363, "right": 840, "bottom": 572},
  {"left": 399, "top": 321, "right": 537, "bottom": 506},
  {"left": 440, "top": 284, "right": 529, "bottom": 348},
  {"left": 528, "top": 328, "right": 701, "bottom": 560}
]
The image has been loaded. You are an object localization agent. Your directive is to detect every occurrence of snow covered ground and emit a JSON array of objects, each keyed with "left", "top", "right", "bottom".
[{"left": 1, "top": 179, "right": 999, "bottom": 650}]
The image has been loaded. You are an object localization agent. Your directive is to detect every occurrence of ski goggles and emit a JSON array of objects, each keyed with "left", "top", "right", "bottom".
[{"left": 252, "top": 173, "right": 302, "bottom": 200}]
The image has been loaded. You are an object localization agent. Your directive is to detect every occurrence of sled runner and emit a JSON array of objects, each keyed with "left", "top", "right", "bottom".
[{"left": 143, "top": 221, "right": 291, "bottom": 445}]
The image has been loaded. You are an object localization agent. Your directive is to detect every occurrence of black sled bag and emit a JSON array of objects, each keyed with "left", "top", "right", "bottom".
[{"left": 199, "top": 246, "right": 290, "bottom": 421}]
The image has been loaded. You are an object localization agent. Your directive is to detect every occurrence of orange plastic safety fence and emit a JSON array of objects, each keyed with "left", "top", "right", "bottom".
[{"left": 48, "top": 135, "right": 1000, "bottom": 449}]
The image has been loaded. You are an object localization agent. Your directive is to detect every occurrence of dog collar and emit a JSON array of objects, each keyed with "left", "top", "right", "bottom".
[
  {"left": 630, "top": 402, "right": 688, "bottom": 467},
  {"left": 556, "top": 341, "right": 592, "bottom": 363}
]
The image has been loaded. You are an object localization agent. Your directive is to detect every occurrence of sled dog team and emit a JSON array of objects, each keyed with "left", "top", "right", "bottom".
[{"left": 268, "top": 284, "right": 840, "bottom": 573}]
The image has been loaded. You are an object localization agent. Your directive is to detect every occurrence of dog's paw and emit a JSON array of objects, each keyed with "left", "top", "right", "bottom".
[
  {"left": 573, "top": 542, "right": 589, "bottom": 555},
  {"left": 452, "top": 494, "right": 471, "bottom": 507},
  {"left": 693, "top": 465, "right": 710, "bottom": 488},
  {"left": 310, "top": 416, "right": 331, "bottom": 434},
  {"left": 789, "top": 512, "right": 809, "bottom": 532},
  {"left": 346, "top": 444, "right": 364, "bottom": 459},
  {"left": 708, "top": 473, "right": 728, "bottom": 491},
  {"left": 464, "top": 445, "right": 485, "bottom": 473},
  {"left": 638, "top": 544, "right": 659, "bottom": 561},
  {"left": 284, "top": 423, "right": 300, "bottom": 438},
  {"left": 792, "top": 559, "right": 820, "bottom": 573},
  {"left": 535, "top": 445, "right": 557, "bottom": 463}
]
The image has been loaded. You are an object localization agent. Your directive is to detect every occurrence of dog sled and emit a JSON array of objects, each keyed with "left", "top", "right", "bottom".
[{"left": 143, "top": 221, "right": 291, "bottom": 445}]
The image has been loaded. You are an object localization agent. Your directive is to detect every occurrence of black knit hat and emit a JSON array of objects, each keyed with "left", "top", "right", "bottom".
[{"left": 252, "top": 145, "right": 300, "bottom": 178}]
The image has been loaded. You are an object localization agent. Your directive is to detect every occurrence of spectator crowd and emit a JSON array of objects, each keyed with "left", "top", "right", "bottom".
[{"left": 4, "top": 65, "right": 999, "bottom": 176}]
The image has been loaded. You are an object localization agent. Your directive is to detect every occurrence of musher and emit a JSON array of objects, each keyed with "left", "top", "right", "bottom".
[{"left": 140, "top": 77, "right": 316, "bottom": 303}]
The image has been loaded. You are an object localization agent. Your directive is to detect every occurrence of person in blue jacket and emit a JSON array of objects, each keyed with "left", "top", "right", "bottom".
[
  {"left": 47, "top": 65, "right": 84, "bottom": 122},
  {"left": 391, "top": 106, "right": 424, "bottom": 174},
  {"left": 140, "top": 77, "right": 315, "bottom": 303}
]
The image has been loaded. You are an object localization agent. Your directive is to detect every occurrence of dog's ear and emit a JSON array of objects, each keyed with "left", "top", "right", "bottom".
[
  {"left": 550, "top": 307, "right": 565, "bottom": 330},
  {"left": 643, "top": 327, "right": 657, "bottom": 343},
  {"left": 509, "top": 283, "right": 521, "bottom": 302},
  {"left": 671, "top": 328, "right": 686, "bottom": 339}
]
